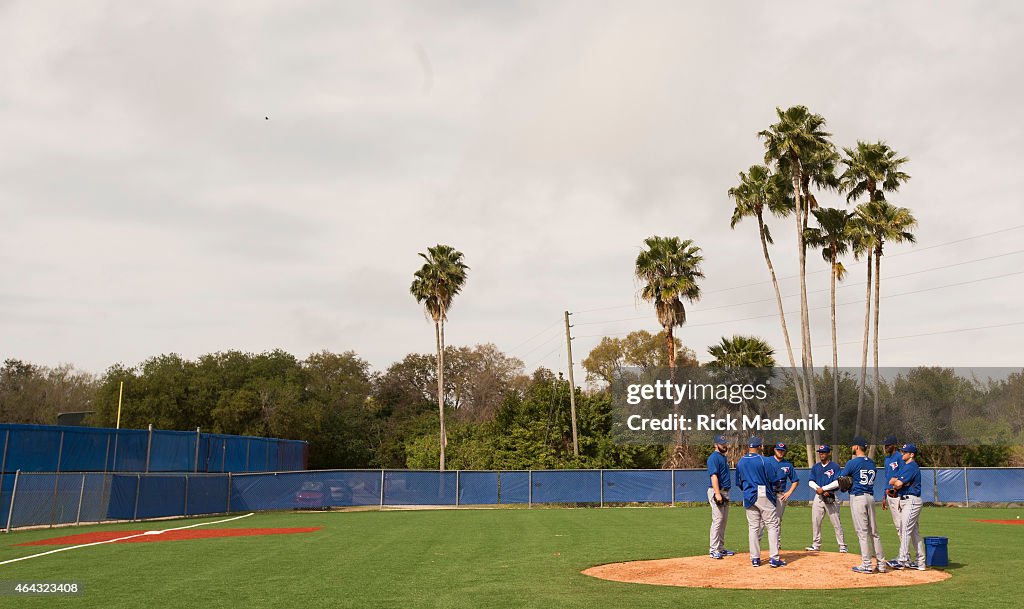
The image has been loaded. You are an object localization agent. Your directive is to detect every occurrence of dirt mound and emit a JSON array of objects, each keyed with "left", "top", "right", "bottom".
[{"left": 583, "top": 551, "right": 950, "bottom": 589}]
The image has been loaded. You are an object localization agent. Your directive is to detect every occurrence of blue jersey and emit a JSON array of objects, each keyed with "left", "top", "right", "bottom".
[
  {"left": 884, "top": 453, "right": 902, "bottom": 490},
  {"left": 811, "top": 461, "right": 842, "bottom": 489},
  {"left": 707, "top": 451, "right": 731, "bottom": 490},
  {"left": 735, "top": 453, "right": 781, "bottom": 508},
  {"left": 841, "top": 456, "right": 878, "bottom": 496},
  {"left": 771, "top": 458, "right": 799, "bottom": 493},
  {"left": 895, "top": 460, "right": 922, "bottom": 497}
]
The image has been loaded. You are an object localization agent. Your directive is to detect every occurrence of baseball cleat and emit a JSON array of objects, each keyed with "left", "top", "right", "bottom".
[
  {"left": 839, "top": 546, "right": 849, "bottom": 553},
  {"left": 769, "top": 558, "right": 787, "bottom": 568},
  {"left": 886, "top": 560, "right": 904, "bottom": 570},
  {"left": 722, "top": 549, "right": 736, "bottom": 556},
  {"left": 913, "top": 564, "right": 927, "bottom": 571},
  {"left": 710, "top": 551, "right": 723, "bottom": 559},
  {"left": 751, "top": 558, "right": 761, "bottom": 567},
  {"left": 877, "top": 563, "right": 891, "bottom": 573},
  {"left": 804, "top": 546, "right": 820, "bottom": 552},
  {"left": 852, "top": 565, "right": 875, "bottom": 574}
]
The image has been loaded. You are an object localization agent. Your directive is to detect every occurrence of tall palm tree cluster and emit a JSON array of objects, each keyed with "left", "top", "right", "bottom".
[
  {"left": 728, "top": 106, "right": 918, "bottom": 461},
  {"left": 407, "top": 107, "right": 916, "bottom": 472}
]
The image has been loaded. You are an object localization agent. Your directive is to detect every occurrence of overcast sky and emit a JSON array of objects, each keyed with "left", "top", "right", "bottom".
[{"left": 2, "top": 1, "right": 1022, "bottom": 377}]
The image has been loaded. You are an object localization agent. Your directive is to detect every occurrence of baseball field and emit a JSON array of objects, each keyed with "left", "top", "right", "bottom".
[{"left": 1, "top": 505, "right": 1022, "bottom": 608}]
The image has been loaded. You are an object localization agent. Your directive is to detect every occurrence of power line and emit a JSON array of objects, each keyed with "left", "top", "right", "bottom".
[
  {"left": 574, "top": 248, "right": 1024, "bottom": 327},
  {"left": 507, "top": 319, "right": 562, "bottom": 354},
  {"left": 570, "top": 223, "right": 1024, "bottom": 315},
  {"left": 573, "top": 269, "right": 1024, "bottom": 339},
  {"left": 821, "top": 321, "right": 1024, "bottom": 347}
]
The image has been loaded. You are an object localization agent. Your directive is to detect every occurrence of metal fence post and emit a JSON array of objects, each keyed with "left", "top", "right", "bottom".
[
  {"left": 226, "top": 472, "right": 232, "bottom": 514},
  {"left": 133, "top": 474, "right": 141, "bottom": 521},
  {"left": 528, "top": 470, "right": 533, "bottom": 509},
  {"left": 194, "top": 428, "right": 201, "bottom": 473},
  {"left": 455, "top": 471, "right": 460, "bottom": 508},
  {"left": 932, "top": 468, "right": 938, "bottom": 504},
  {"left": 671, "top": 469, "right": 676, "bottom": 506},
  {"left": 49, "top": 472, "right": 62, "bottom": 526},
  {"left": 183, "top": 474, "right": 190, "bottom": 517},
  {"left": 964, "top": 467, "right": 970, "bottom": 507},
  {"left": 76, "top": 473, "right": 86, "bottom": 525},
  {"left": 245, "top": 438, "right": 251, "bottom": 472},
  {"left": 145, "top": 424, "right": 153, "bottom": 473},
  {"left": 599, "top": 470, "right": 604, "bottom": 508},
  {"left": 496, "top": 470, "right": 502, "bottom": 505},
  {"left": 4, "top": 470, "right": 20, "bottom": 532},
  {"left": 0, "top": 429, "right": 9, "bottom": 475},
  {"left": 102, "top": 433, "right": 111, "bottom": 476},
  {"left": 379, "top": 470, "right": 385, "bottom": 509},
  {"left": 56, "top": 431, "right": 65, "bottom": 473}
]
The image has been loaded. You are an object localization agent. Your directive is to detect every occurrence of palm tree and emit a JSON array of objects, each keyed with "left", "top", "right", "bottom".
[
  {"left": 847, "top": 216, "right": 875, "bottom": 439},
  {"left": 840, "top": 142, "right": 910, "bottom": 443},
  {"left": 707, "top": 335, "right": 776, "bottom": 461},
  {"left": 805, "top": 207, "right": 855, "bottom": 444},
  {"left": 727, "top": 165, "right": 808, "bottom": 429},
  {"left": 410, "top": 244, "right": 469, "bottom": 471},
  {"left": 707, "top": 335, "right": 777, "bottom": 369},
  {"left": 759, "top": 105, "right": 835, "bottom": 455},
  {"left": 856, "top": 201, "right": 917, "bottom": 449},
  {"left": 635, "top": 236, "right": 703, "bottom": 464}
]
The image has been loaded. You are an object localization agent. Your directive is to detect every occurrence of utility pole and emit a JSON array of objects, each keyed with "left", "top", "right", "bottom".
[{"left": 564, "top": 310, "right": 579, "bottom": 456}]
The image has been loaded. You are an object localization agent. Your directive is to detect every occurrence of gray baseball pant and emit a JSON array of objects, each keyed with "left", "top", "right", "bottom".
[
  {"left": 760, "top": 497, "right": 786, "bottom": 545},
  {"left": 898, "top": 496, "right": 926, "bottom": 567},
  {"left": 810, "top": 494, "right": 846, "bottom": 550},
  {"left": 707, "top": 488, "right": 730, "bottom": 554},
  {"left": 849, "top": 493, "right": 886, "bottom": 569},
  {"left": 886, "top": 494, "right": 903, "bottom": 538},
  {"left": 745, "top": 495, "right": 780, "bottom": 561}
]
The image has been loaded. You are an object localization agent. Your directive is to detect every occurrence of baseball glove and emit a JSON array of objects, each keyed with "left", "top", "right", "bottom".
[
  {"left": 837, "top": 476, "right": 853, "bottom": 492},
  {"left": 713, "top": 493, "right": 726, "bottom": 506},
  {"left": 821, "top": 491, "right": 836, "bottom": 505},
  {"left": 886, "top": 488, "right": 899, "bottom": 498}
]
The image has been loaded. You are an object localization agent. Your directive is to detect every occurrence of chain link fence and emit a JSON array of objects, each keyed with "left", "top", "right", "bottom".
[{"left": 5, "top": 467, "right": 1024, "bottom": 531}]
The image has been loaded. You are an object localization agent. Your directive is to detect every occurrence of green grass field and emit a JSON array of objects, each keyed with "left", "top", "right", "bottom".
[{"left": 2, "top": 505, "right": 1023, "bottom": 608}]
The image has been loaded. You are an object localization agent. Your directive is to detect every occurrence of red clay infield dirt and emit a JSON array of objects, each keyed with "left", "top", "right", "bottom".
[
  {"left": 16, "top": 527, "right": 321, "bottom": 546},
  {"left": 583, "top": 551, "right": 950, "bottom": 589},
  {"left": 975, "top": 520, "right": 1024, "bottom": 525}
]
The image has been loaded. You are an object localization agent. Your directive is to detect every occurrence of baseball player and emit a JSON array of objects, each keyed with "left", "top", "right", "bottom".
[
  {"left": 819, "top": 437, "right": 890, "bottom": 573},
  {"left": 805, "top": 444, "right": 848, "bottom": 553},
  {"left": 887, "top": 443, "right": 927, "bottom": 571},
  {"left": 881, "top": 435, "right": 903, "bottom": 542},
  {"left": 707, "top": 434, "right": 736, "bottom": 559},
  {"left": 735, "top": 436, "right": 786, "bottom": 568},
  {"left": 760, "top": 442, "right": 798, "bottom": 546}
]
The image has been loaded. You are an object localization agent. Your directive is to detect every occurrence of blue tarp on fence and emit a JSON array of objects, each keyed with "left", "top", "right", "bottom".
[
  {"left": 6, "top": 467, "right": 1024, "bottom": 531},
  {"left": 0, "top": 424, "right": 307, "bottom": 474}
]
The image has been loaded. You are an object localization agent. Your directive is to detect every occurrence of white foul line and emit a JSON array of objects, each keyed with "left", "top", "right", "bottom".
[{"left": 0, "top": 512, "right": 254, "bottom": 567}]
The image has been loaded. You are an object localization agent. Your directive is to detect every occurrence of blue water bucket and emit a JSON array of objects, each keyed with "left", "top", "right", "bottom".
[{"left": 924, "top": 536, "right": 948, "bottom": 567}]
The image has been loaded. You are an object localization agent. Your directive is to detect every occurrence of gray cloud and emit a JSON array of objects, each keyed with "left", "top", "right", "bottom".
[{"left": 2, "top": 1, "right": 1022, "bottom": 375}]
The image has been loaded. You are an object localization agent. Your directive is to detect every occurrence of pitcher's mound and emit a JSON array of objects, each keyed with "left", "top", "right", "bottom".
[{"left": 583, "top": 551, "right": 950, "bottom": 589}]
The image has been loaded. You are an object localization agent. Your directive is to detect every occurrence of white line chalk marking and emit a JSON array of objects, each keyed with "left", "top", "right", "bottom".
[{"left": 0, "top": 513, "right": 254, "bottom": 567}]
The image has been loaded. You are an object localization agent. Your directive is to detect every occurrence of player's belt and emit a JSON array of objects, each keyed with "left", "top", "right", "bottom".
[{"left": 899, "top": 494, "right": 920, "bottom": 499}]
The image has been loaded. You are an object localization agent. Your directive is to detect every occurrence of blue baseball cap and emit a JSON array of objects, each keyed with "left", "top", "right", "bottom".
[
  {"left": 713, "top": 435, "right": 727, "bottom": 445},
  {"left": 774, "top": 442, "right": 787, "bottom": 452},
  {"left": 748, "top": 436, "right": 764, "bottom": 448},
  {"left": 851, "top": 436, "right": 868, "bottom": 449},
  {"left": 883, "top": 435, "right": 898, "bottom": 446},
  {"left": 817, "top": 444, "right": 831, "bottom": 453},
  {"left": 899, "top": 443, "right": 918, "bottom": 454}
]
